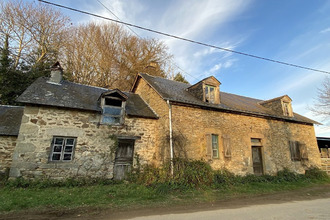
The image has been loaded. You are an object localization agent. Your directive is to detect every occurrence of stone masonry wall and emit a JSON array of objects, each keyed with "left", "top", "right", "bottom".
[
  {"left": 134, "top": 78, "right": 171, "bottom": 165},
  {"left": 171, "top": 104, "right": 321, "bottom": 175},
  {"left": 9, "top": 106, "right": 157, "bottom": 179},
  {"left": 134, "top": 77, "right": 321, "bottom": 175},
  {"left": 0, "top": 135, "right": 17, "bottom": 174}
]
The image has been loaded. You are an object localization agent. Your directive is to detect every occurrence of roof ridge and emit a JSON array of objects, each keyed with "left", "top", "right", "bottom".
[
  {"left": 259, "top": 95, "right": 291, "bottom": 104},
  {"left": 45, "top": 77, "right": 109, "bottom": 91},
  {"left": 139, "top": 72, "right": 191, "bottom": 86},
  {"left": 221, "top": 91, "right": 263, "bottom": 102}
]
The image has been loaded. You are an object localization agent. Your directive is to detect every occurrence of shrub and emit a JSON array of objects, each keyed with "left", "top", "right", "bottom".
[
  {"left": 3, "top": 177, "right": 118, "bottom": 189},
  {"left": 213, "top": 169, "right": 236, "bottom": 186},
  {"left": 130, "top": 158, "right": 214, "bottom": 189},
  {"left": 276, "top": 168, "right": 301, "bottom": 182},
  {"left": 305, "top": 167, "right": 329, "bottom": 180},
  {"left": 171, "top": 158, "right": 214, "bottom": 188}
]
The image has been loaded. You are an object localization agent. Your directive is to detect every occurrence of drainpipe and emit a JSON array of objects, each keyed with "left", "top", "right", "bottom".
[{"left": 167, "top": 100, "right": 174, "bottom": 176}]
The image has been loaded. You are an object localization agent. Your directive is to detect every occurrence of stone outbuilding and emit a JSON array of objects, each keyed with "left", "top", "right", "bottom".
[
  {"left": 0, "top": 105, "right": 24, "bottom": 175},
  {"left": 3, "top": 64, "right": 322, "bottom": 180}
]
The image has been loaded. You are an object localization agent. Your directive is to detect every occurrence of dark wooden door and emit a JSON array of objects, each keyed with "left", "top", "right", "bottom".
[
  {"left": 252, "top": 146, "right": 264, "bottom": 175},
  {"left": 114, "top": 139, "right": 135, "bottom": 180}
]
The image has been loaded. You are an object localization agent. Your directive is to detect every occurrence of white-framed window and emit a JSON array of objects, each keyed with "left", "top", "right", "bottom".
[
  {"left": 205, "top": 85, "right": 216, "bottom": 103},
  {"left": 49, "top": 137, "right": 76, "bottom": 162},
  {"left": 101, "top": 97, "right": 125, "bottom": 124},
  {"left": 212, "top": 134, "right": 219, "bottom": 158}
]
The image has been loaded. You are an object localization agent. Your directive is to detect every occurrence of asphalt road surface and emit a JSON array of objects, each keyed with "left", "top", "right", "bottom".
[{"left": 129, "top": 198, "right": 330, "bottom": 220}]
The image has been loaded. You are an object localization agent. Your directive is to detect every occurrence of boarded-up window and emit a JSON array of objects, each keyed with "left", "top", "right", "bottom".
[
  {"left": 299, "top": 143, "right": 308, "bottom": 160},
  {"left": 223, "top": 136, "right": 231, "bottom": 158},
  {"left": 289, "top": 141, "right": 301, "bottom": 161},
  {"left": 205, "top": 133, "right": 212, "bottom": 159}
]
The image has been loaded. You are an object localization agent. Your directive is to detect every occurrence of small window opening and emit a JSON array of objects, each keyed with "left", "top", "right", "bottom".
[
  {"left": 102, "top": 96, "right": 125, "bottom": 124},
  {"left": 105, "top": 98, "right": 122, "bottom": 107}
]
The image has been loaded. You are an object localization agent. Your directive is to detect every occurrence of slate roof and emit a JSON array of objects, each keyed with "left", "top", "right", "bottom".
[
  {"left": 0, "top": 105, "right": 24, "bottom": 136},
  {"left": 135, "top": 73, "right": 318, "bottom": 125},
  {"left": 17, "top": 77, "right": 158, "bottom": 119}
]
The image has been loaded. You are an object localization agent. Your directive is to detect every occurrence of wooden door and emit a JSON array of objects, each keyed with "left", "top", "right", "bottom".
[
  {"left": 114, "top": 139, "right": 135, "bottom": 180},
  {"left": 252, "top": 146, "right": 264, "bottom": 175}
]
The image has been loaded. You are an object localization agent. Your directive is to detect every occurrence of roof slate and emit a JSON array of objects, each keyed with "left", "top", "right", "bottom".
[
  {"left": 137, "top": 73, "right": 318, "bottom": 125},
  {"left": 0, "top": 105, "right": 24, "bottom": 136},
  {"left": 17, "top": 77, "right": 158, "bottom": 119}
]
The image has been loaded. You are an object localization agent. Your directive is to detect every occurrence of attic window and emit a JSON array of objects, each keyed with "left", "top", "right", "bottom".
[
  {"left": 102, "top": 97, "right": 125, "bottom": 124},
  {"left": 205, "top": 85, "right": 215, "bottom": 103},
  {"left": 283, "top": 102, "right": 290, "bottom": 116}
]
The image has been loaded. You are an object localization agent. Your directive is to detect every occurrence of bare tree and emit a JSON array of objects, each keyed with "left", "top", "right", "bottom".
[
  {"left": 0, "top": 0, "right": 70, "bottom": 69},
  {"left": 62, "top": 22, "right": 175, "bottom": 90},
  {"left": 312, "top": 77, "right": 330, "bottom": 119}
]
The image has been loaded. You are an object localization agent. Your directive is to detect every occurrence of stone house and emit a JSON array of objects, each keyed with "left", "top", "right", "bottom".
[{"left": 2, "top": 63, "right": 322, "bottom": 180}]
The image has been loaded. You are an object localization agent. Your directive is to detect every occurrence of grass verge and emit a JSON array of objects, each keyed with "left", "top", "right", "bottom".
[{"left": 0, "top": 178, "right": 329, "bottom": 213}]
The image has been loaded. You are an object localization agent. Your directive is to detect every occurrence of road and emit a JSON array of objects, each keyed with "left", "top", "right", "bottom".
[{"left": 129, "top": 198, "right": 330, "bottom": 220}]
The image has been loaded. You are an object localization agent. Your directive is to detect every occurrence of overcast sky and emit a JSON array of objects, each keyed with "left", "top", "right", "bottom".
[{"left": 28, "top": 0, "right": 330, "bottom": 136}]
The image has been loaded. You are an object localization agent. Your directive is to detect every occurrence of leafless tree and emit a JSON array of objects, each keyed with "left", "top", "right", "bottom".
[
  {"left": 312, "top": 77, "right": 330, "bottom": 119},
  {"left": 0, "top": 0, "right": 70, "bottom": 69},
  {"left": 62, "top": 22, "right": 175, "bottom": 90}
]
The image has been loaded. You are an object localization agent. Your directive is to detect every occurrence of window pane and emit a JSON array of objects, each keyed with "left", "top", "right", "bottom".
[
  {"left": 212, "top": 135, "right": 218, "bottom": 144},
  {"left": 53, "top": 145, "right": 62, "bottom": 152},
  {"left": 102, "top": 116, "right": 121, "bottom": 124},
  {"left": 63, "top": 154, "right": 72, "bottom": 160},
  {"left": 52, "top": 154, "right": 61, "bottom": 161},
  {"left": 104, "top": 107, "right": 121, "bottom": 115},
  {"left": 55, "top": 138, "right": 63, "bottom": 145},
  {"left": 66, "top": 138, "right": 74, "bottom": 145},
  {"left": 105, "top": 98, "right": 122, "bottom": 107},
  {"left": 209, "top": 87, "right": 215, "bottom": 103},
  {"left": 213, "top": 150, "right": 218, "bottom": 158},
  {"left": 65, "top": 146, "right": 73, "bottom": 152}
]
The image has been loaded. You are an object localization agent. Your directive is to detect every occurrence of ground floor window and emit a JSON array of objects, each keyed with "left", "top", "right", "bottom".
[
  {"left": 49, "top": 137, "right": 76, "bottom": 162},
  {"left": 211, "top": 134, "right": 219, "bottom": 159},
  {"left": 289, "top": 141, "right": 308, "bottom": 161}
]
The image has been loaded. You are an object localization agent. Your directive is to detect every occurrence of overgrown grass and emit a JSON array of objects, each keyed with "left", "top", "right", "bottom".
[{"left": 0, "top": 160, "right": 329, "bottom": 213}]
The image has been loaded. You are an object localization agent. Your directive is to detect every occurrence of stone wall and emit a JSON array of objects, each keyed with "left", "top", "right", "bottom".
[
  {"left": 170, "top": 104, "right": 321, "bottom": 175},
  {"left": 0, "top": 135, "right": 17, "bottom": 174},
  {"left": 134, "top": 77, "right": 321, "bottom": 175},
  {"left": 133, "top": 78, "right": 171, "bottom": 165},
  {"left": 9, "top": 106, "right": 157, "bottom": 179}
]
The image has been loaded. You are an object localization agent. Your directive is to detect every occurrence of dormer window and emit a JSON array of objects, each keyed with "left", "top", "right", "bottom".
[
  {"left": 100, "top": 90, "right": 127, "bottom": 125},
  {"left": 187, "top": 76, "right": 221, "bottom": 104},
  {"left": 259, "top": 95, "right": 293, "bottom": 117},
  {"left": 205, "top": 85, "right": 216, "bottom": 103}
]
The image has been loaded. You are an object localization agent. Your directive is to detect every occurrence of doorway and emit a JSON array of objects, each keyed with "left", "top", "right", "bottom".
[
  {"left": 113, "top": 139, "right": 135, "bottom": 180},
  {"left": 252, "top": 146, "right": 264, "bottom": 175}
]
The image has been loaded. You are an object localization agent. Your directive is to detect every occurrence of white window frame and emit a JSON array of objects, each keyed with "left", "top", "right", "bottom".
[
  {"left": 49, "top": 137, "right": 76, "bottom": 162},
  {"left": 211, "top": 134, "right": 219, "bottom": 159}
]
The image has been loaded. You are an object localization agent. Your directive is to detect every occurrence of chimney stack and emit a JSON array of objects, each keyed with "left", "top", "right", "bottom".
[{"left": 48, "top": 61, "right": 63, "bottom": 84}]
